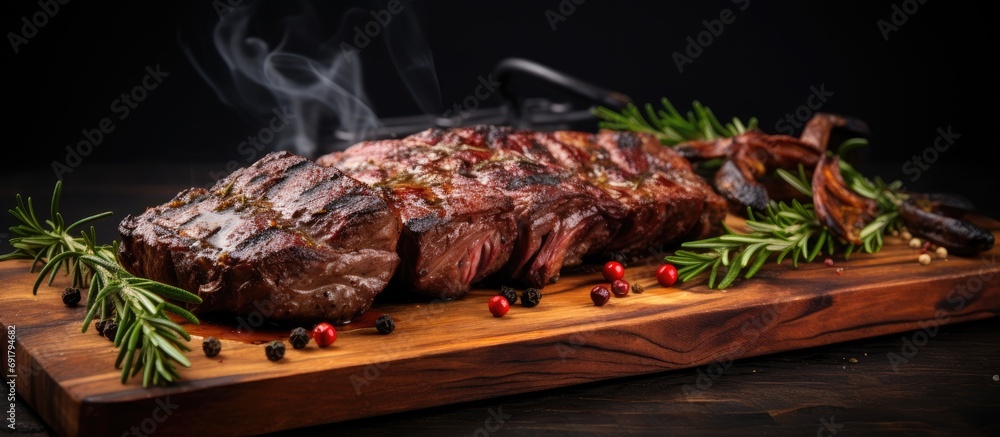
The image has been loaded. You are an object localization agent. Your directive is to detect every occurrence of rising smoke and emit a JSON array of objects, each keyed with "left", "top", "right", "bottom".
[{"left": 183, "top": 1, "right": 441, "bottom": 157}]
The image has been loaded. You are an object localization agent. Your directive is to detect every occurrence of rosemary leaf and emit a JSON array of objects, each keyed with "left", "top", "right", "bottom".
[
  {"left": 662, "top": 138, "right": 906, "bottom": 289},
  {"left": 2, "top": 182, "right": 202, "bottom": 387},
  {"left": 594, "top": 99, "right": 756, "bottom": 146}
]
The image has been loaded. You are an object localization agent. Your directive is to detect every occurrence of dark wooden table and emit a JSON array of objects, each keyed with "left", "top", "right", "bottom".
[
  {"left": 2, "top": 163, "right": 999, "bottom": 436},
  {"left": 8, "top": 317, "right": 998, "bottom": 436}
]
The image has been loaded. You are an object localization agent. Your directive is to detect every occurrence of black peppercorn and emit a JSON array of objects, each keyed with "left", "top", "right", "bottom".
[
  {"left": 62, "top": 287, "right": 81, "bottom": 307},
  {"left": 266, "top": 340, "right": 286, "bottom": 361},
  {"left": 499, "top": 286, "right": 518, "bottom": 305},
  {"left": 289, "top": 327, "right": 310, "bottom": 349},
  {"left": 103, "top": 320, "right": 118, "bottom": 341},
  {"left": 203, "top": 336, "right": 222, "bottom": 357},
  {"left": 521, "top": 288, "right": 541, "bottom": 307},
  {"left": 95, "top": 319, "right": 109, "bottom": 336},
  {"left": 375, "top": 315, "right": 395, "bottom": 335},
  {"left": 610, "top": 252, "right": 629, "bottom": 267},
  {"left": 632, "top": 283, "right": 645, "bottom": 294}
]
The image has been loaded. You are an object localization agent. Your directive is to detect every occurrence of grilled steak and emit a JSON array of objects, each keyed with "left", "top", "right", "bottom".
[
  {"left": 319, "top": 140, "right": 519, "bottom": 298},
  {"left": 317, "top": 141, "right": 517, "bottom": 300},
  {"left": 121, "top": 127, "right": 725, "bottom": 320},
  {"left": 320, "top": 126, "right": 724, "bottom": 291},
  {"left": 400, "top": 135, "right": 629, "bottom": 286},
  {"left": 410, "top": 126, "right": 727, "bottom": 249},
  {"left": 462, "top": 149, "right": 627, "bottom": 286},
  {"left": 118, "top": 151, "right": 400, "bottom": 323},
  {"left": 324, "top": 139, "right": 627, "bottom": 288}
]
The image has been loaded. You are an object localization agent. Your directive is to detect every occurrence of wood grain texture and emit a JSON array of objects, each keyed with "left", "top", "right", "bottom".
[
  {"left": 2, "top": 216, "right": 999, "bottom": 436},
  {"left": 278, "top": 316, "right": 1000, "bottom": 436}
]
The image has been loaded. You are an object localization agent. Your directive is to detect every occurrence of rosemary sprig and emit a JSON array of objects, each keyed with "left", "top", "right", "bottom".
[
  {"left": 666, "top": 146, "right": 904, "bottom": 290},
  {"left": 1, "top": 182, "right": 202, "bottom": 386},
  {"left": 668, "top": 200, "right": 832, "bottom": 289},
  {"left": 594, "top": 97, "right": 907, "bottom": 289},
  {"left": 837, "top": 140, "right": 908, "bottom": 214},
  {"left": 593, "top": 98, "right": 758, "bottom": 146}
]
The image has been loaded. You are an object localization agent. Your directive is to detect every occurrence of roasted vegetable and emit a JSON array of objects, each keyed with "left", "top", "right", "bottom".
[
  {"left": 676, "top": 113, "right": 865, "bottom": 212},
  {"left": 899, "top": 200, "right": 994, "bottom": 255},
  {"left": 812, "top": 155, "right": 879, "bottom": 245}
]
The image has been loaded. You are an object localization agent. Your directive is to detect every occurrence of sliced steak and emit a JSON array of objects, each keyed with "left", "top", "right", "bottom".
[
  {"left": 319, "top": 141, "right": 518, "bottom": 299},
  {"left": 399, "top": 136, "right": 628, "bottom": 287},
  {"left": 323, "top": 125, "right": 721, "bottom": 289},
  {"left": 118, "top": 151, "right": 400, "bottom": 323},
  {"left": 410, "top": 126, "right": 727, "bottom": 252},
  {"left": 591, "top": 129, "right": 728, "bottom": 243}
]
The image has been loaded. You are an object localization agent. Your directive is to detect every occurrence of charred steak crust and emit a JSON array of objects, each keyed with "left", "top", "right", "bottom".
[
  {"left": 410, "top": 125, "right": 726, "bottom": 249},
  {"left": 320, "top": 140, "right": 519, "bottom": 298},
  {"left": 118, "top": 151, "right": 401, "bottom": 323},
  {"left": 402, "top": 134, "right": 627, "bottom": 287},
  {"left": 319, "top": 126, "right": 723, "bottom": 291}
]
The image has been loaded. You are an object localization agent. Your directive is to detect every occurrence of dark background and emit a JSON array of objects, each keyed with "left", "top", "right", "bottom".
[
  {"left": 1, "top": 0, "right": 997, "bottom": 242},
  {"left": 2, "top": 2, "right": 999, "bottom": 435}
]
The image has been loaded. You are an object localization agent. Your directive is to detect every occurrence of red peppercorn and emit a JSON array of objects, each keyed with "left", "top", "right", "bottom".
[
  {"left": 824, "top": 258, "right": 834, "bottom": 267},
  {"left": 602, "top": 261, "right": 625, "bottom": 281},
  {"left": 611, "top": 279, "right": 630, "bottom": 297},
  {"left": 590, "top": 286, "right": 611, "bottom": 306},
  {"left": 656, "top": 263, "right": 678, "bottom": 287},
  {"left": 312, "top": 322, "right": 337, "bottom": 347},
  {"left": 488, "top": 295, "right": 510, "bottom": 317}
]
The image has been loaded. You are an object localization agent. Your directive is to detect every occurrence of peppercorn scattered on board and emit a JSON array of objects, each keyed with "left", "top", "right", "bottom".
[{"left": 1, "top": 215, "right": 999, "bottom": 437}]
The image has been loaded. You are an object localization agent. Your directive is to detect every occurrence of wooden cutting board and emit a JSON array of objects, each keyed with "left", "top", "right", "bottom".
[{"left": 3, "top": 216, "right": 999, "bottom": 436}]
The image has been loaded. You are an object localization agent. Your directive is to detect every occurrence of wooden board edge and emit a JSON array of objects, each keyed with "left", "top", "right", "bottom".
[{"left": 68, "top": 273, "right": 1000, "bottom": 436}]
